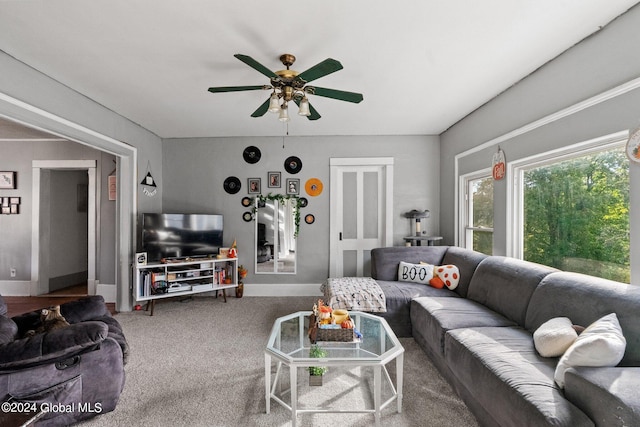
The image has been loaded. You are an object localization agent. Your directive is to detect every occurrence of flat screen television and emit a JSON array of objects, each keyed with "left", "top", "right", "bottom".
[{"left": 138, "top": 213, "right": 223, "bottom": 262}]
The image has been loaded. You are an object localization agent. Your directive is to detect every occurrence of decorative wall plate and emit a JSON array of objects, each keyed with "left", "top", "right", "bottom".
[
  {"left": 284, "top": 156, "right": 302, "bottom": 174},
  {"left": 241, "top": 196, "right": 253, "bottom": 207},
  {"left": 242, "top": 212, "right": 253, "bottom": 222},
  {"left": 626, "top": 128, "right": 640, "bottom": 163},
  {"left": 304, "top": 213, "right": 315, "bottom": 224},
  {"left": 298, "top": 197, "right": 308, "bottom": 208},
  {"left": 223, "top": 176, "right": 241, "bottom": 194},
  {"left": 305, "top": 178, "right": 323, "bottom": 196},
  {"left": 243, "top": 146, "right": 261, "bottom": 164}
]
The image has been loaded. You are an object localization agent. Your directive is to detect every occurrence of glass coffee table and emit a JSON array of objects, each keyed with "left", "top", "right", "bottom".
[{"left": 265, "top": 311, "right": 404, "bottom": 427}]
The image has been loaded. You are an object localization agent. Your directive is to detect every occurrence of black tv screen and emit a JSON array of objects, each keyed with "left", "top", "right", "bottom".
[{"left": 139, "top": 213, "right": 223, "bottom": 262}]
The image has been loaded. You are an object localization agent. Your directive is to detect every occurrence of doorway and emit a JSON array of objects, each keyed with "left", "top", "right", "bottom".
[
  {"left": 329, "top": 157, "right": 394, "bottom": 277},
  {"left": 32, "top": 160, "right": 96, "bottom": 296}
]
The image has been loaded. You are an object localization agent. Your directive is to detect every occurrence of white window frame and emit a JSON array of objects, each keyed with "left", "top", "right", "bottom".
[
  {"left": 459, "top": 168, "right": 493, "bottom": 251},
  {"left": 507, "top": 130, "right": 629, "bottom": 259}
]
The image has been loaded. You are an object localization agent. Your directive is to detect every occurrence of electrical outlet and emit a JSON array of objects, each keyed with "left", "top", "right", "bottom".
[{"left": 10, "top": 268, "right": 16, "bottom": 278}]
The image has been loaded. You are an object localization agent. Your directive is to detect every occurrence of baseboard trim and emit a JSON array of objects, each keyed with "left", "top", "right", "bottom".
[
  {"left": 96, "top": 283, "right": 117, "bottom": 303},
  {"left": 0, "top": 281, "right": 33, "bottom": 296},
  {"left": 243, "top": 283, "right": 323, "bottom": 297}
]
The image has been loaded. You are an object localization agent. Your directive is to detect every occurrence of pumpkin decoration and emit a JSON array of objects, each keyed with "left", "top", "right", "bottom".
[{"left": 341, "top": 318, "right": 354, "bottom": 329}]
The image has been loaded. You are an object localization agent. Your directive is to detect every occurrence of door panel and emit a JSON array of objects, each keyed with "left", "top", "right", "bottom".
[{"left": 330, "top": 158, "right": 393, "bottom": 277}]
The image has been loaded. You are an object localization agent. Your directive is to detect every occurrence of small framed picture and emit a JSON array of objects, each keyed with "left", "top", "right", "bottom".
[
  {"left": 1, "top": 206, "right": 9, "bottom": 215},
  {"left": 248, "top": 178, "right": 261, "bottom": 194},
  {"left": 286, "top": 178, "right": 300, "bottom": 195},
  {"left": 9, "top": 197, "right": 20, "bottom": 205},
  {"left": 10, "top": 204, "right": 18, "bottom": 214},
  {"left": 268, "top": 171, "right": 281, "bottom": 188},
  {"left": 0, "top": 172, "right": 16, "bottom": 189},
  {"left": 135, "top": 252, "right": 147, "bottom": 266}
]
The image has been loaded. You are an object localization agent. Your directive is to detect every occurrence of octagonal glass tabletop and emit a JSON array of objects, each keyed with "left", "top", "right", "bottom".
[{"left": 266, "top": 311, "right": 403, "bottom": 365}]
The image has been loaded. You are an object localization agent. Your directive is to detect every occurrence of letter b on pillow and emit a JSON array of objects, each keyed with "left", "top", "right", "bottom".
[
  {"left": 434, "top": 265, "right": 459, "bottom": 290},
  {"left": 398, "top": 261, "right": 433, "bottom": 284}
]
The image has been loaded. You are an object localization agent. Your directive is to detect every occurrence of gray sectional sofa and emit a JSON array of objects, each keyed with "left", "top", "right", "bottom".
[{"left": 370, "top": 246, "right": 640, "bottom": 427}]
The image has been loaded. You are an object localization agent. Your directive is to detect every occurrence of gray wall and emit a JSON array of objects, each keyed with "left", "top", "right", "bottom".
[
  {"left": 440, "top": 5, "right": 640, "bottom": 282},
  {"left": 0, "top": 140, "right": 116, "bottom": 284},
  {"left": 0, "top": 50, "right": 163, "bottom": 300},
  {"left": 162, "top": 135, "right": 440, "bottom": 285}
]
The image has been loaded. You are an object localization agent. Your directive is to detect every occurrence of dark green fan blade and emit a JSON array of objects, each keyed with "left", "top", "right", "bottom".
[
  {"left": 251, "top": 98, "right": 271, "bottom": 118},
  {"left": 208, "top": 85, "right": 266, "bottom": 93},
  {"left": 309, "top": 86, "right": 363, "bottom": 103},
  {"left": 234, "top": 54, "right": 279, "bottom": 79},
  {"left": 293, "top": 99, "right": 321, "bottom": 121},
  {"left": 295, "top": 58, "right": 343, "bottom": 83}
]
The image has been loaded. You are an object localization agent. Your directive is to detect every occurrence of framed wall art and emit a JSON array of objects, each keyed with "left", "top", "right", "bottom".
[
  {"left": 268, "top": 171, "right": 281, "bottom": 188},
  {"left": 0, "top": 171, "right": 16, "bottom": 189},
  {"left": 248, "top": 178, "right": 261, "bottom": 194},
  {"left": 286, "top": 178, "right": 300, "bottom": 195}
]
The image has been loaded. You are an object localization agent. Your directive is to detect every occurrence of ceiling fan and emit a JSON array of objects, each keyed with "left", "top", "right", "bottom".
[{"left": 208, "top": 54, "right": 363, "bottom": 121}]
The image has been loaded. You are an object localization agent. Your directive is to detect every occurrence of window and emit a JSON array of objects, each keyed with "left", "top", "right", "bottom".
[
  {"left": 462, "top": 171, "right": 494, "bottom": 255},
  {"left": 511, "top": 134, "right": 629, "bottom": 282}
]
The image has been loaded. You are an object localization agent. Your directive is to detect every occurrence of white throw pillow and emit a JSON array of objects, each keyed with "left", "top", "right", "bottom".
[
  {"left": 533, "top": 317, "right": 577, "bottom": 357},
  {"left": 398, "top": 261, "right": 433, "bottom": 284},
  {"left": 434, "top": 265, "right": 460, "bottom": 290},
  {"left": 554, "top": 313, "right": 626, "bottom": 388}
]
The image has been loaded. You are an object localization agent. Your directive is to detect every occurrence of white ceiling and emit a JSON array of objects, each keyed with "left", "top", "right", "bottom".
[{"left": 0, "top": 0, "right": 638, "bottom": 139}]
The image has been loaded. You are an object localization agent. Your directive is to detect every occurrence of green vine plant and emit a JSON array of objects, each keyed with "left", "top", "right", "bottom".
[{"left": 251, "top": 193, "right": 303, "bottom": 237}]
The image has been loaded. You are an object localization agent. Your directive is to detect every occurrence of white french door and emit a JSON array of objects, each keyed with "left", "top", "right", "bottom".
[{"left": 330, "top": 158, "right": 393, "bottom": 277}]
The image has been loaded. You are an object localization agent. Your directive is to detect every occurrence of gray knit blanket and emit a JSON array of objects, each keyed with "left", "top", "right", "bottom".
[{"left": 320, "top": 277, "right": 387, "bottom": 313}]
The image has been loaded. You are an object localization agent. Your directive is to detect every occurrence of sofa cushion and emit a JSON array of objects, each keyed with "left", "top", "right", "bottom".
[
  {"left": 397, "top": 261, "right": 434, "bottom": 284},
  {"left": 410, "top": 297, "right": 517, "bottom": 356},
  {"left": 525, "top": 271, "right": 640, "bottom": 366},
  {"left": 554, "top": 313, "right": 626, "bottom": 388},
  {"left": 533, "top": 317, "right": 577, "bottom": 357},
  {"left": 375, "top": 280, "right": 458, "bottom": 338},
  {"left": 564, "top": 367, "right": 640, "bottom": 427},
  {"left": 445, "top": 326, "right": 594, "bottom": 427},
  {"left": 370, "top": 246, "right": 447, "bottom": 281},
  {"left": 466, "top": 256, "right": 556, "bottom": 327},
  {"left": 0, "top": 294, "right": 7, "bottom": 316},
  {"left": 0, "top": 316, "right": 18, "bottom": 344},
  {"left": 441, "top": 246, "right": 488, "bottom": 297}
]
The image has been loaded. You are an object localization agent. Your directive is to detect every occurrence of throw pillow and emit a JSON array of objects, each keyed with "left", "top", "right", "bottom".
[
  {"left": 398, "top": 261, "right": 434, "bottom": 284},
  {"left": 429, "top": 276, "right": 445, "bottom": 289},
  {"left": 554, "top": 313, "right": 626, "bottom": 388},
  {"left": 533, "top": 317, "right": 577, "bottom": 357},
  {"left": 434, "top": 265, "right": 460, "bottom": 290}
]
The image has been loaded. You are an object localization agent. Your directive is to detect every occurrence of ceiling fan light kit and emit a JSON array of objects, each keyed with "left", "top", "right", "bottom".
[{"left": 208, "top": 53, "right": 363, "bottom": 122}]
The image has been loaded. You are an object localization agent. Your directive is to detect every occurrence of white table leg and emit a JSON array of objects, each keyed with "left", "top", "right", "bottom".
[
  {"left": 374, "top": 365, "right": 382, "bottom": 426},
  {"left": 396, "top": 353, "right": 404, "bottom": 413},
  {"left": 264, "top": 353, "right": 271, "bottom": 414},
  {"left": 290, "top": 365, "right": 298, "bottom": 427}
]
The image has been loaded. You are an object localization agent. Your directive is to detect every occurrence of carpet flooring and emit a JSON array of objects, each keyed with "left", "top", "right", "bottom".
[{"left": 80, "top": 296, "right": 479, "bottom": 427}]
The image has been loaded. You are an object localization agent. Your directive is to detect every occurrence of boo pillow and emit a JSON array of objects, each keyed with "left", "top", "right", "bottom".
[
  {"left": 398, "top": 261, "right": 433, "bottom": 284},
  {"left": 554, "top": 313, "right": 626, "bottom": 388},
  {"left": 533, "top": 317, "right": 577, "bottom": 357}
]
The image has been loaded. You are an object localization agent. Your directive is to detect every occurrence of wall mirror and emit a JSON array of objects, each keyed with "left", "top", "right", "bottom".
[{"left": 255, "top": 195, "right": 300, "bottom": 274}]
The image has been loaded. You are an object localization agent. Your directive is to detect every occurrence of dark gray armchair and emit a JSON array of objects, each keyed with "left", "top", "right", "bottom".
[{"left": 0, "top": 294, "right": 128, "bottom": 426}]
